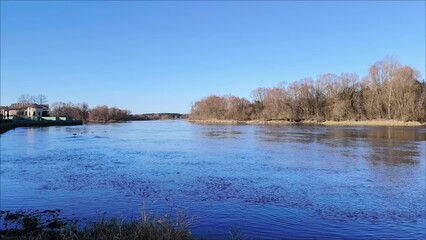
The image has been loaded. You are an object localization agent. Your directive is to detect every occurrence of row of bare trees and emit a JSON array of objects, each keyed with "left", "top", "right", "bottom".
[
  {"left": 50, "top": 102, "right": 131, "bottom": 123},
  {"left": 89, "top": 105, "right": 132, "bottom": 122},
  {"left": 190, "top": 95, "right": 253, "bottom": 121},
  {"left": 190, "top": 57, "right": 426, "bottom": 122},
  {"left": 50, "top": 102, "right": 90, "bottom": 122},
  {"left": 18, "top": 94, "right": 48, "bottom": 105}
]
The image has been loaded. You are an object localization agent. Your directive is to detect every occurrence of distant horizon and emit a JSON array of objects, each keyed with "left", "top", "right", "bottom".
[{"left": 1, "top": 1, "right": 425, "bottom": 113}]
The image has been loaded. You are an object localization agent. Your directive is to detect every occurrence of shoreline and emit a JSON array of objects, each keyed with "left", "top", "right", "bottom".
[
  {"left": 188, "top": 119, "right": 426, "bottom": 127},
  {"left": 0, "top": 120, "right": 83, "bottom": 134}
]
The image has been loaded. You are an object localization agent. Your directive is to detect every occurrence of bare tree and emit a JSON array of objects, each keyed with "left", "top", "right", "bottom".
[
  {"left": 225, "top": 96, "right": 252, "bottom": 121},
  {"left": 18, "top": 94, "right": 36, "bottom": 104},
  {"left": 250, "top": 88, "right": 270, "bottom": 119},
  {"left": 88, "top": 105, "right": 130, "bottom": 122},
  {"left": 80, "top": 102, "right": 90, "bottom": 122},
  {"left": 189, "top": 95, "right": 228, "bottom": 120},
  {"left": 262, "top": 87, "right": 290, "bottom": 120},
  {"left": 250, "top": 88, "right": 269, "bottom": 103},
  {"left": 90, "top": 105, "right": 109, "bottom": 122},
  {"left": 36, "top": 94, "right": 48, "bottom": 105},
  {"left": 18, "top": 94, "right": 47, "bottom": 105}
]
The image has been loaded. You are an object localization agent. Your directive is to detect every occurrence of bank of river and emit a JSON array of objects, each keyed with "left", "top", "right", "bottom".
[
  {"left": 188, "top": 119, "right": 425, "bottom": 126},
  {"left": 0, "top": 119, "right": 83, "bottom": 134}
]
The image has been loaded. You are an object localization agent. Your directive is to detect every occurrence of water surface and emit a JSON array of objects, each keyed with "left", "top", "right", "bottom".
[{"left": 1, "top": 121, "right": 425, "bottom": 238}]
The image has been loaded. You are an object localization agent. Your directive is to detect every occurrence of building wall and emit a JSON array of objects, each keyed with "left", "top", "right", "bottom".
[
  {"left": 8, "top": 110, "right": 19, "bottom": 118},
  {"left": 26, "top": 107, "right": 44, "bottom": 117}
]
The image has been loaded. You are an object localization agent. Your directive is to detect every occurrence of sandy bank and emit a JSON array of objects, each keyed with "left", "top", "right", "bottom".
[
  {"left": 187, "top": 119, "right": 248, "bottom": 125},
  {"left": 188, "top": 119, "right": 425, "bottom": 127},
  {"left": 321, "top": 120, "right": 425, "bottom": 126}
]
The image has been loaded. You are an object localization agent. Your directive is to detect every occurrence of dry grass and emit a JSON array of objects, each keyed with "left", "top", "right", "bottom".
[
  {"left": 187, "top": 119, "right": 246, "bottom": 125},
  {"left": 188, "top": 119, "right": 425, "bottom": 127},
  {"left": 0, "top": 210, "right": 263, "bottom": 240},
  {"left": 0, "top": 210, "right": 195, "bottom": 240},
  {"left": 321, "top": 120, "right": 425, "bottom": 126}
]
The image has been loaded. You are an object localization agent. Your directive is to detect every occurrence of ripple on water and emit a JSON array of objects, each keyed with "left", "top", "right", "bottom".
[{"left": 1, "top": 122, "right": 425, "bottom": 239}]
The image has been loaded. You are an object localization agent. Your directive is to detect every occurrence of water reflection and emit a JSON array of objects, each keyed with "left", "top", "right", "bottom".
[
  {"left": 203, "top": 130, "right": 243, "bottom": 139},
  {"left": 254, "top": 126, "right": 425, "bottom": 166}
]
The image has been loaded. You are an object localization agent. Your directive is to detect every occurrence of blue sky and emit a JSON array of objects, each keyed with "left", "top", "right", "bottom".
[{"left": 1, "top": 1, "right": 425, "bottom": 114}]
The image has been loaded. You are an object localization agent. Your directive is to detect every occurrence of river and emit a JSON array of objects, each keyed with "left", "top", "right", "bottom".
[{"left": 1, "top": 121, "right": 425, "bottom": 239}]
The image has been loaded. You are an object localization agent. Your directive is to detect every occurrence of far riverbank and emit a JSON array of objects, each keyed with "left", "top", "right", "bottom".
[{"left": 188, "top": 119, "right": 426, "bottom": 127}]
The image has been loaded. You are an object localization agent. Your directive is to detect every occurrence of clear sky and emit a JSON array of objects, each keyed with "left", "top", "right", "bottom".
[{"left": 1, "top": 1, "right": 425, "bottom": 114}]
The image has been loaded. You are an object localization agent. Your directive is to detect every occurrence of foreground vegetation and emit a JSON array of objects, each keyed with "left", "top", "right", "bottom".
[
  {"left": 0, "top": 210, "right": 195, "bottom": 240},
  {"left": 0, "top": 210, "right": 255, "bottom": 240},
  {"left": 190, "top": 57, "right": 426, "bottom": 123}
]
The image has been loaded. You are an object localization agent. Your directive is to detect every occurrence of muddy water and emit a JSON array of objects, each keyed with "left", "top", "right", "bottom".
[{"left": 1, "top": 121, "right": 425, "bottom": 239}]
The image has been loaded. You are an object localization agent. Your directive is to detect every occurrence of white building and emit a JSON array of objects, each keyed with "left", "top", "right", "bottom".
[{"left": 1, "top": 103, "right": 49, "bottom": 119}]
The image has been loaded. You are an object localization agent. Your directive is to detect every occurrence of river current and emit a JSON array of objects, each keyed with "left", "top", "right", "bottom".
[{"left": 1, "top": 121, "right": 425, "bottom": 239}]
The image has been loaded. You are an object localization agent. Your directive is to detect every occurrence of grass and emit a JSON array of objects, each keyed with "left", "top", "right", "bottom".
[
  {"left": 188, "top": 119, "right": 425, "bottom": 126},
  {"left": 0, "top": 209, "right": 195, "bottom": 240},
  {"left": 0, "top": 210, "right": 262, "bottom": 240},
  {"left": 321, "top": 119, "right": 425, "bottom": 126}
]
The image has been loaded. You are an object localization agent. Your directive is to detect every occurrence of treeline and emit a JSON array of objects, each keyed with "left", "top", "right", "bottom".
[
  {"left": 50, "top": 104, "right": 186, "bottom": 123},
  {"left": 190, "top": 57, "right": 426, "bottom": 122},
  {"left": 50, "top": 103, "right": 131, "bottom": 123},
  {"left": 131, "top": 113, "right": 188, "bottom": 121}
]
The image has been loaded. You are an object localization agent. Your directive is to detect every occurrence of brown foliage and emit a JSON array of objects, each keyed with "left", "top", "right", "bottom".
[
  {"left": 89, "top": 105, "right": 131, "bottom": 122},
  {"left": 51, "top": 103, "right": 131, "bottom": 123},
  {"left": 190, "top": 95, "right": 252, "bottom": 121},
  {"left": 50, "top": 102, "right": 89, "bottom": 122}
]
